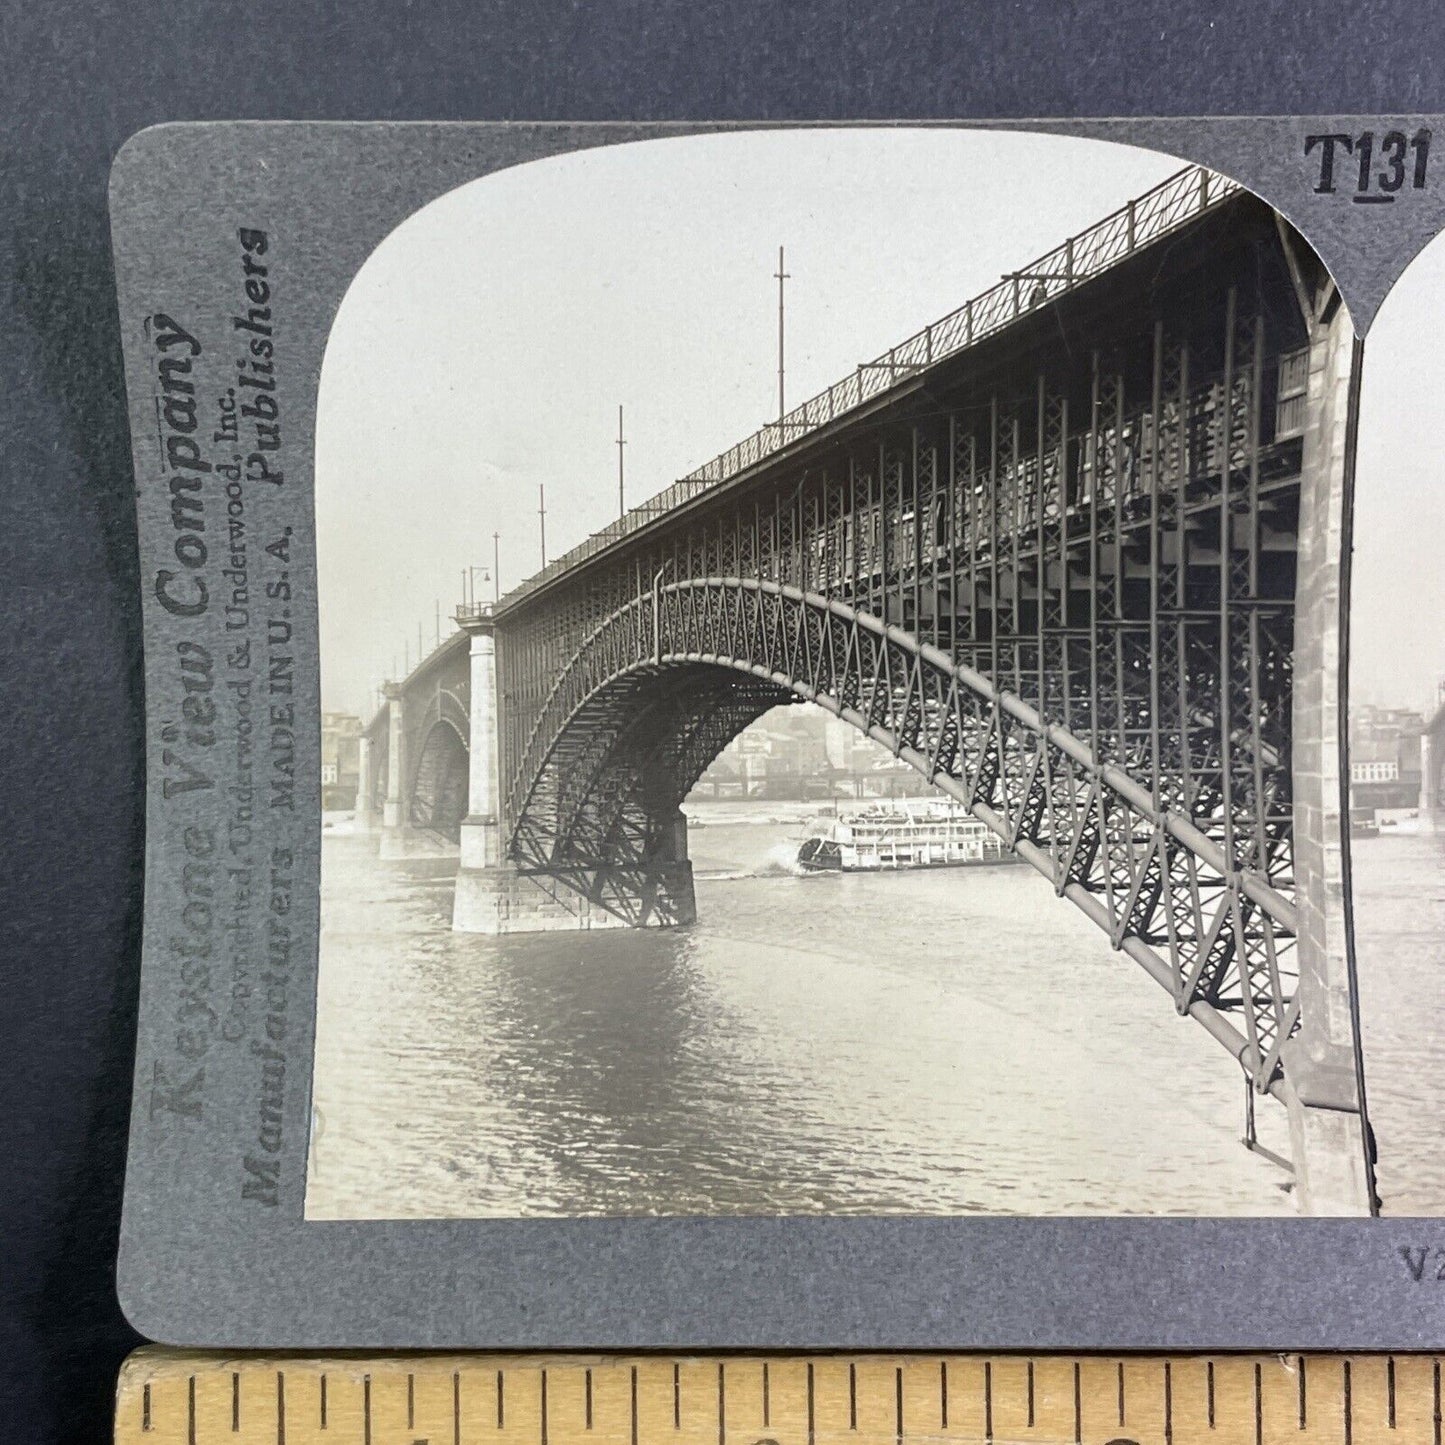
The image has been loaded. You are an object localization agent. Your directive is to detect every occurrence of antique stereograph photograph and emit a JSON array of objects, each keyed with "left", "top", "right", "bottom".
[
  {"left": 109, "top": 118, "right": 1445, "bottom": 1347},
  {"left": 297, "top": 127, "right": 1438, "bottom": 1223}
]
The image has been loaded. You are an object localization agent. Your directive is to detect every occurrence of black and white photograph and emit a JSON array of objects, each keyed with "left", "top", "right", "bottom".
[{"left": 298, "top": 127, "right": 1442, "bottom": 1223}]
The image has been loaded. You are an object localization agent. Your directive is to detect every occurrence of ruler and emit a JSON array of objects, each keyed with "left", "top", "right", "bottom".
[{"left": 117, "top": 1351, "right": 1444, "bottom": 1445}]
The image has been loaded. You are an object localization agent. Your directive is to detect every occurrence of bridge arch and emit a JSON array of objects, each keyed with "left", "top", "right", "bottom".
[
  {"left": 409, "top": 716, "right": 470, "bottom": 840},
  {"left": 511, "top": 657, "right": 793, "bottom": 924},
  {"left": 509, "top": 577, "right": 1298, "bottom": 1097}
]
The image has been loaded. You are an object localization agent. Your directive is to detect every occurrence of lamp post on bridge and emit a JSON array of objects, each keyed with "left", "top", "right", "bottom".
[
  {"left": 464, "top": 565, "right": 491, "bottom": 610},
  {"left": 774, "top": 245, "right": 789, "bottom": 422},
  {"left": 617, "top": 405, "right": 626, "bottom": 519}
]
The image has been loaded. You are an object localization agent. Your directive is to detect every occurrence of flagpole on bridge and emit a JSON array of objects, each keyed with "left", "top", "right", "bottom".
[
  {"left": 493, "top": 531, "right": 501, "bottom": 602},
  {"left": 538, "top": 483, "right": 547, "bottom": 567}
]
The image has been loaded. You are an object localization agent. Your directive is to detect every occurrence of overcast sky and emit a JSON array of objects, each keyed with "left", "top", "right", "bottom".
[
  {"left": 1351, "top": 233, "right": 1445, "bottom": 715},
  {"left": 316, "top": 127, "right": 1443, "bottom": 722}
]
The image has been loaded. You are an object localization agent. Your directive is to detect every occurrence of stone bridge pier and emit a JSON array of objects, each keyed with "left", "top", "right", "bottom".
[
  {"left": 1278, "top": 276, "right": 1375, "bottom": 1217},
  {"left": 355, "top": 734, "right": 379, "bottom": 831},
  {"left": 377, "top": 681, "right": 414, "bottom": 860},
  {"left": 1420, "top": 709, "right": 1445, "bottom": 825}
]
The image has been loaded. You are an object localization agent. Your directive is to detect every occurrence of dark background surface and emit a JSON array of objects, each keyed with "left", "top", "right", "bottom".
[{"left": 1, "top": 3, "right": 1441, "bottom": 1439}]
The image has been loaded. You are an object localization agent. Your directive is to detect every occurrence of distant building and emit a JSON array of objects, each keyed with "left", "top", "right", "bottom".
[
  {"left": 1349, "top": 755, "right": 1398, "bottom": 786},
  {"left": 322, "top": 711, "right": 363, "bottom": 810},
  {"left": 1349, "top": 704, "right": 1423, "bottom": 813},
  {"left": 694, "top": 704, "right": 915, "bottom": 800}
]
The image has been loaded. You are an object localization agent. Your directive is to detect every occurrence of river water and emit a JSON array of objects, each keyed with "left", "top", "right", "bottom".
[{"left": 307, "top": 804, "right": 1442, "bottom": 1219}]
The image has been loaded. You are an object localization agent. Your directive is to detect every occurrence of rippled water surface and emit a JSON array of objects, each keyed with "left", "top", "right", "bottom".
[
  {"left": 307, "top": 805, "right": 1442, "bottom": 1218},
  {"left": 1351, "top": 824, "right": 1445, "bottom": 1215}
]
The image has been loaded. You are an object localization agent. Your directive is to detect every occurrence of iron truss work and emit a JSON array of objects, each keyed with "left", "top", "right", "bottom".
[
  {"left": 514, "top": 665, "right": 791, "bottom": 925},
  {"left": 492, "top": 186, "right": 1323, "bottom": 1100},
  {"left": 511, "top": 571, "right": 1296, "bottom": 1093}
]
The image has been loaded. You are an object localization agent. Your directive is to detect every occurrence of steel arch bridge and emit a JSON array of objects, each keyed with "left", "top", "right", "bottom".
[
  {"left": 360, "top": 166, "right": 1375, "bottom": 1211},
  {"left": 513, "top": 573, "right": 1300, "bottom": 1070}
]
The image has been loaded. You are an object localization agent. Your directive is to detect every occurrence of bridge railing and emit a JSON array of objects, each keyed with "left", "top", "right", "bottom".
[{"left": 500, "top": 164, "right": 1239, "bottom": 608}]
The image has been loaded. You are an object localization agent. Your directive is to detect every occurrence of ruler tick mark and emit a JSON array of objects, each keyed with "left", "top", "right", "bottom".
[
  {"left": 763, "top": 1363, "right": 771, "bottom": 1429},
  {"left": 1073, "top": 1363, "right": 1082, "bottom": 1445},
  {"left": 895, "top": 1366, "right": 904, "bottom": 1445},
  {"left": 1344, "top": 1361, "right": 1353, "bottom": 1445},
  {"left": 1027, "top": 1361, "right": 1035, "bottom": 1429},
  {"left": 1164, "top": 1360, "right": 1173, "bottom": 1445},
  {"left": 498, "top": 1370, "right": 505, "bottom": 1430},
  {"left": 1117, "top": 1361, "right": 1125, "bottom": 1426},
  {"left": 143, "top": 1383, "right": 152, "bottom": 1433},
  {"left": 189, "top": 1375, "right": 197, "bottom": 1445},
  {"left": 1254, "top": 1363, "right": 1263, "bottom": 1445},
  {"left": 806, "top": 1362, "right": 814, "bottom": 1445},
  {"left": 452, "top": 1371, "right": 460, "bottom": 1445},
  {"left": 586, "top": 1369, "right": 593, "bottom": 1430},
  {"left": 849, "top": 1363, "right": 856, "bottom": 1432},
  {"left": 719, "top": 1363, "right": 728, "bottom": 1445},
  {"left": 631, "top": 1367, "right": 640, "bottom": 1445},
  {"left": 233, "top": 1371, "right": 241, "bottom": 1433},
  {"left": 940, "top": 1361, "right": 948, "bottom": 1431},
  {"left": 540, "top": 1369, "right": 549, "bottom": 1445},
  {"left": 1299, "top": 1357, "right": 1307, "bottom": 1430},
  {"left": 409, "top": 1372, "right": 416, "bottom": 1430},
  {"left": 1389, "top": 1357, "right": 1397, "bottom": 1429},
  {"left": 364, "top": 1375, "right": 373, "bottom": 1445},
  {"left": 673, "top": 1364, "right": 681, "bottom": 1431},
  {"left": 1434, "top": 1359, "right": 1442, "bottom": 1445},
  {"left": 277, "top": 1372, "right": 286, "bottom": 1445},
  {"left": 320, "top": 1373, "right": 328, "bottom": 1430},
  {"left": 985, "top": 1361, "right": 993, "bottom": 1442},
  {"left": 1207, "top": 1362, "right": 1215, "bottom": 1429}
]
